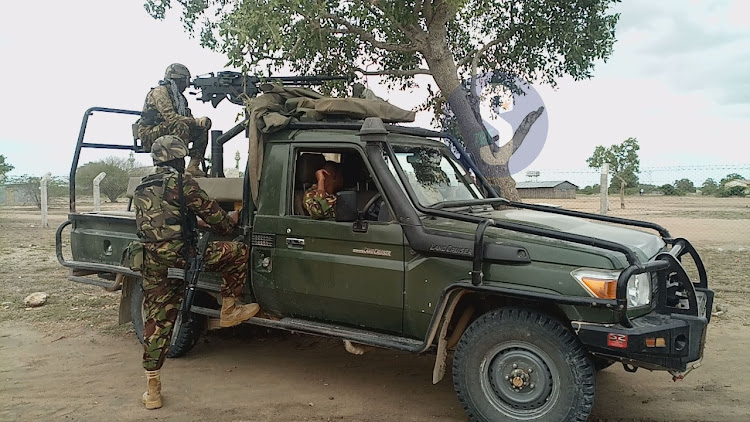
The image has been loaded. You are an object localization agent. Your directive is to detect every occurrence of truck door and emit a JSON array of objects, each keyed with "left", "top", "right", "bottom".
[{"left": 266, "top": 146, "right": 405, "bottom": 334}]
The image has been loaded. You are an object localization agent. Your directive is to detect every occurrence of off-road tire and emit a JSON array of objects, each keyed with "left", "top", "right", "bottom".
[
  {"left": 129, "top": 278, "right": 205, "bottom": 358},
  {"left": 452, "top": 308, "right": 596, "bottom": 422}
]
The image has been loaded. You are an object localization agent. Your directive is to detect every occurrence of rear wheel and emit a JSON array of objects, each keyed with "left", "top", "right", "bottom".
[
  {"left": 129, "top": 278, "right": 205, "bottom": 358},
  {"left": 452, "top": 308, "right": 596, "bottom": 422}
]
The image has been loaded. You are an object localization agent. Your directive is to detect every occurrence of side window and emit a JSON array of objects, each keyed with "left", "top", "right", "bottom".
[{"left": 290, "top": 148, "right": 392, "bottom": 222}]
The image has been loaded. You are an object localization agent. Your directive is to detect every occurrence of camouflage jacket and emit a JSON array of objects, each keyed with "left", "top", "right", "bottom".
[
  {"left": 140, "top": 85, "right": 195, "bottom": 127},
  {"left": 134, "top": 167, "right": 234, "bottom": 251},
  {"left": 303, "top": 185, "right": 336, "bottom": 220}
]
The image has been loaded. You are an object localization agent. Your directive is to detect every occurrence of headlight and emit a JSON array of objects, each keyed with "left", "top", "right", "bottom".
[
  {"left": 627, "top": 273, "right": 651, "bottom": 307},
  {"left": 571, "top": 268, "right": 652, "bottom": 307}
]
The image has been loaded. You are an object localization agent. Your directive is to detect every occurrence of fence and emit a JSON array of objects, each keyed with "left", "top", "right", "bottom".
[{"left": 518, "top": 164, "right": 750, "bottom": 248}]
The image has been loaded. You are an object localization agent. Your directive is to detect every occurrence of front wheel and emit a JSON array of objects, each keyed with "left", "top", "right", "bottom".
[
  {"left": 452, "top": 308, "right": 595, "bottom": 422},
  {"left": 129, "top": 278, "right": 204, "bottom": 358}
]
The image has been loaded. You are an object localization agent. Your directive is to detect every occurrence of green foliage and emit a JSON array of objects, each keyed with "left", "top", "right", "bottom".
[
  {"left": 76, "top": 157, "right": 133, "bottom": 202},
  {"left": 144, "top": 1, "right": 620, "bottom": 86},
  {"left": 720, "top": 173, "right": 744, "bottom": 186},
  {"left": 673, "top": 178, "right": 696, "bottom": 194},
  {"left": 717, "top": 186, "right": 747, "bottom": 197},
  {"left": 659, "top": 184, "right": 683, "bottom": 196},
  {"left": 577, "top": 184, "right": 600, "bottom": 195},
  {"left": 0, "top": 155, "right": 13, "bottom": 181},
  {"left": 701, "top": 178, "right": 719, "bottom": 196},
  {"left": 586, "top": 137, "right": 640, "bottom": 192}
]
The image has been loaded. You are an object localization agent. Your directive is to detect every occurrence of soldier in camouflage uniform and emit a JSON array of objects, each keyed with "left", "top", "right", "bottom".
[
  {"left": 133, "top": 135, "right": 259, "bottom": 409},
  {"left": 303, "top": 161, "right": 344, "bottom": 219},
  {"left": 136, "top": 63, "right": 212, "bottom": 177}
]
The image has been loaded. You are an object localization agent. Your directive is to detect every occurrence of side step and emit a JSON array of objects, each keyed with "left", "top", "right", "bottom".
[{"left": 191, "top": 306, "right": 427, "bottom": 353}]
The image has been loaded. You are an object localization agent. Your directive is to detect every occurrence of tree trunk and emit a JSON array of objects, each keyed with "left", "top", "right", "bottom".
[
  {"left": 620, "top": 180, "right": 626, "bottom": 209},
  {"left": 420, "top": 27, "right": 542, "bottom": 202}
]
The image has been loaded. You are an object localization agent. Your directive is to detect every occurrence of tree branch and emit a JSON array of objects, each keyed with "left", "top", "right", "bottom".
[
  {"left": 323, "top": 13, "right": 420, "bottom": 53},
  {"left": 457, "top": 37, "right": 505, "bottom": 68},
  {"left": 499, "top": 106, "right": 545, "bottom": 156},
  {"left": 357, "top": 67, "right": 432, "bottom": 77}
]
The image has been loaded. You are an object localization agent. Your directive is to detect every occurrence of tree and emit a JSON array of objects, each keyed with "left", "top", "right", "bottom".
[
  {"left": 659, "top": 184, "right": 682, "bottom": 196},
  {"left": 5, "top": 175, "right": 68, "bottom": 208},
  {"left": 145, "top": 0, "right": 620, "bottom": 201},
  {"left": 720, "top": 173, "right": 745, "bottom": 186},
  {"left": 0, "top": 155, "right": 13, "bottom": 182},
  {"left": 586, "top": 137, "right": 640, "bottom": 208},
  {"left": 701, "top": 178, "right": 718, "bottom": 196},
  {"left": 673, "top": 178, "right": 695, "bottom": 194},
  {"left": 76, "top": 157, "right": 131, "bottom": 202}
]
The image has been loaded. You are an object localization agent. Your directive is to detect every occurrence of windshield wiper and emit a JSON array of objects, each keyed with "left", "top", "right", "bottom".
[{"left": 428, "top": 197, "right": 509, "bottom": 210}]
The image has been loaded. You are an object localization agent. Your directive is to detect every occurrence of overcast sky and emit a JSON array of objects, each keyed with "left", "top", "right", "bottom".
[{"left": 0, "top": 0, "right": 748, "bottom": 185}]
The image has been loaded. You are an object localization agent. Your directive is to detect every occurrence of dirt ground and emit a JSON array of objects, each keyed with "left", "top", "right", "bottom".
[{"left": 1, "top": 196, "right": 749, "bottom": 422}]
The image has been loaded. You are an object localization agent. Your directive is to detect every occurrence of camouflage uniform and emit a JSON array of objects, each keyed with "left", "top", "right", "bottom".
[
  {"left": 137, "top": 85, "right": 207, "bottom": 159},
  {"left": 303, "top": 185, "right": 337, "bottom": 219},
  {"left": 134, "top": 166, "right": 249, "bottom": 371}
]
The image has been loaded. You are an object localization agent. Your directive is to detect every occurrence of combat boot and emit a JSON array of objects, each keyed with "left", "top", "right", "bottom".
[
  {"left": 220, "top": 296, "right": 260, "bottom": 327},
  {"left": 142, "top": 369, "right": 163, "bottom": 410},
  {"left": 186, "top": 157, "right": 206, "bottom": 177}
]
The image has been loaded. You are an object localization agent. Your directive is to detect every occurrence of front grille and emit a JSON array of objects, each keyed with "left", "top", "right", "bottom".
[{"left": 251, "top": 233, "right": 275, "bottom": 248}]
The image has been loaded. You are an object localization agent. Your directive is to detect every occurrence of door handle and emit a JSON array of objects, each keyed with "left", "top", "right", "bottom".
[{"left": 286, "top": 237, "right": 305, "bottom": 249}]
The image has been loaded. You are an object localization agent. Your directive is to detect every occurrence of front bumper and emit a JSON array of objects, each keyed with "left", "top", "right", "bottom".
[
  {"left": 574, "top": 238, "right": 714, "bottom": 373},
  {"left": 574, "top": 289, "right": 713, "bottom": 372}
]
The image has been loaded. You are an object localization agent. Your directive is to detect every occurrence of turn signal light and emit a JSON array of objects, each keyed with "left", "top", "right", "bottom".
[
  {"left": 646, "top": 337, "right": 667, "bottom": 348},
  {"left": 581, "top": 277, "right": 618, "bottom": 300}
]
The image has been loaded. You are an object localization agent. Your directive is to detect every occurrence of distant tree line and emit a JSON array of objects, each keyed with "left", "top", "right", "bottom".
[{"left": 579, "top": 173, "right": 747, "bottom": 197}]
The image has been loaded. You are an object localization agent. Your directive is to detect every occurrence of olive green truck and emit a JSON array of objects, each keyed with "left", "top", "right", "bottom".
[{"left": 57, "top": 107, "right": 713, "bottom": 422}]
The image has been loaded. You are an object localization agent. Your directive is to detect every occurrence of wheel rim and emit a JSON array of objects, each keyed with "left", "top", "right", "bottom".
[{"left": 479, "top": 341, "right": 560, "bottom": 420}]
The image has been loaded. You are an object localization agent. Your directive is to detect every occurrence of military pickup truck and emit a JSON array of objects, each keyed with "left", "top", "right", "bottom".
[{"left": 57, "top": 103, "right": 713, "bottom": 422}]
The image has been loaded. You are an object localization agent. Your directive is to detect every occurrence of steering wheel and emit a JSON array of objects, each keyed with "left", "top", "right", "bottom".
[{"left": 361, "top": 192, "right": 383, "bottom": 220}]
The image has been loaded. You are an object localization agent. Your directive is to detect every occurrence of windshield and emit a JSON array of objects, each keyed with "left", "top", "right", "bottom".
[{"left": 387, "top": 144, "right": 484, "bottom": 207}]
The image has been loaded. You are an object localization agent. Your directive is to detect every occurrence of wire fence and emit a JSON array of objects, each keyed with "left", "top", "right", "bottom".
[
  {"left": 519, "top": 164, "right": 750, "bottom": 248},
  {"left": 3, "top": 164, "right": 748, "bottom": 247}
]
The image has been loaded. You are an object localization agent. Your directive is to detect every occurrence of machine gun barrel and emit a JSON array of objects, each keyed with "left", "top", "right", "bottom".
[{"left": 190, "top": 71, "right": 352, "bottom": 107}]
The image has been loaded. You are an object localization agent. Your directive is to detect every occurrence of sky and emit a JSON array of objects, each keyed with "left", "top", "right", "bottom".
[{"left": 0, "top": 0, "right": 748, "bottom": 187}]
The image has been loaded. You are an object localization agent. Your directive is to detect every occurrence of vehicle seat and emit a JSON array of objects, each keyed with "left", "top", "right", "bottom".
[{"left": 293, "top": 153, "right": 326, "bottom": 215}]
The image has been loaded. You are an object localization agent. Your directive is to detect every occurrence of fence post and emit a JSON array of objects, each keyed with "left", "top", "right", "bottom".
[
  {"left": 599, "top": 163, "right": 609, "bottom": 215},
  {"left": 40, "top": 172, "right": 51, "bottom": 227},
  {"left": 93, "top": 172, "right": 107, "bottom": 212}
]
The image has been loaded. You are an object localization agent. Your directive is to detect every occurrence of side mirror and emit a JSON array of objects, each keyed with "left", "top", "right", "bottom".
[{"left": 335, "top": 191, "right": 357, "bottom": 222}]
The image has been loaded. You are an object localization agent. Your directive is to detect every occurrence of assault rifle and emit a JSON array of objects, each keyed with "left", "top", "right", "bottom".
[
  {"left": 179, "top": 231, "right": 210, "bottom": 322},
  {"left": 190, "top": 71, "right": 353, "bottom": 107}
]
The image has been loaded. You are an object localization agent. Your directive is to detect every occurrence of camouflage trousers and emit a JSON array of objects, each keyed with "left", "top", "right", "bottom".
[
  {"left": 138, "top": 120, "right": 208, "bottom": 159},
  {"left": 141, "top": 240, "right": 250, "bottom": 371}
]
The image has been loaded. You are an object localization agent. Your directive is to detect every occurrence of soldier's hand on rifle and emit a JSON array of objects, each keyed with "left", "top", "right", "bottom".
[
  {"left": 195, "top": 116, "right": 212, "bottom": 129},
  {"left": 196, "top": 217, "right": 211, "bottom": 231}
]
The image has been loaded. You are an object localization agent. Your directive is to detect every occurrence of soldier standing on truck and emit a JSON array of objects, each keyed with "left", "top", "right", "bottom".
[
  {"left": 134, "top": 135, "right": 260, "bottom": 409},
  {"left": 135, "top": 63, "right": 212, "bottom": 177},
  {"left": 303, "top": 161, "right": 344, "bottom": 219}
]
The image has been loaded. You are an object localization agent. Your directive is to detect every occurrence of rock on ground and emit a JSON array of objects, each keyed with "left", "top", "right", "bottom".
[{"left": 23, "top": 292, "right": 48, "bottom": 307}]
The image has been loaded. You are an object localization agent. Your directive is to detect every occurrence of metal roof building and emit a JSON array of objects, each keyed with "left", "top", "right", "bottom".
[{"left": 515, "top": 180, "right": 578, "bottom": 199}]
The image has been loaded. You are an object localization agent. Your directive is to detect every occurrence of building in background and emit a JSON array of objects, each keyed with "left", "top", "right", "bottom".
[{"left": 516, "top": 180, "right": 578, "bottom": 199}]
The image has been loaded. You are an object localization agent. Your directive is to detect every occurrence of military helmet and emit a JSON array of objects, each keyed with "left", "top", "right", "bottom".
[
  {"left": 164, "top": 63, "right": 191, "bottom": 81},
  {"left": 151, "top": 135, "right": 189, "bottom": 164}
]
